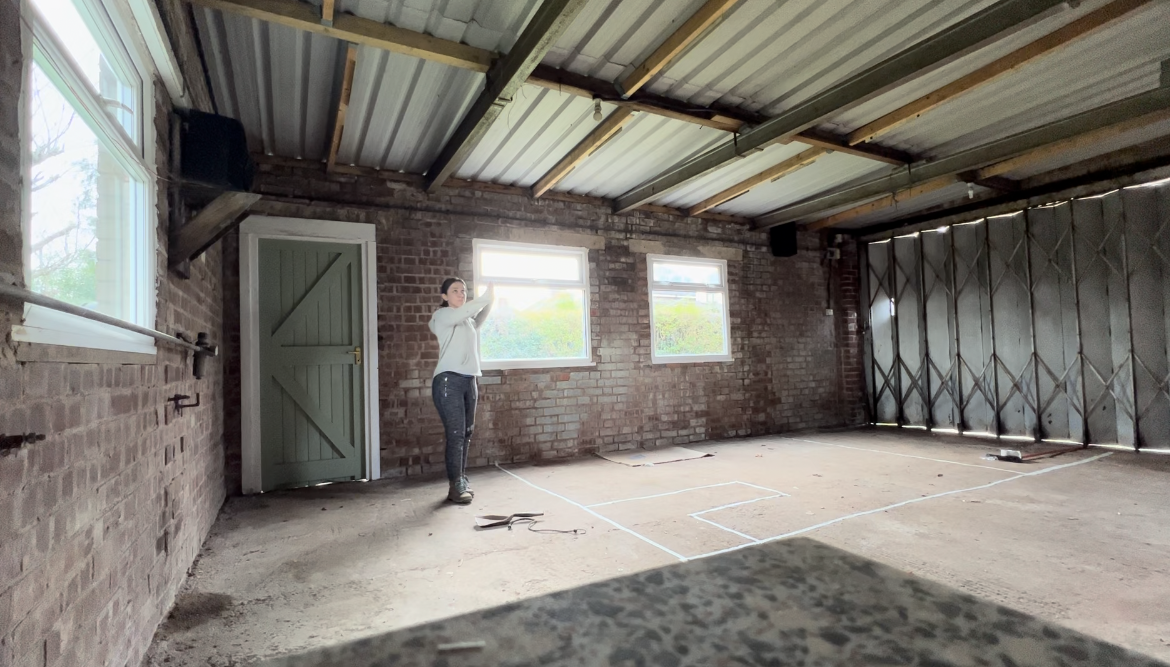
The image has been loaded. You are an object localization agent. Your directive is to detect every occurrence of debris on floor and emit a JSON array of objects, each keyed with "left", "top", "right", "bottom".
[{"left": 597, "top": 446, "right": 710, "bottom": 467}]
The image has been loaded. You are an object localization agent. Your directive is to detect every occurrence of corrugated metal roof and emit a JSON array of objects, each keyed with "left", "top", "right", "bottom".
[
  {"left": 190, "top": 0, "right": 1170, "bottom": 231},
  {"left": 336, "top": 46, "right": 483, "bottom": 172},
  {"left": 194, "top": 7, "right": 344, "bottom": 160},
  {"left": 556, "top": 110, "right": 727, "bottom": 199},
  {"left": 709, "top": 152, "right": 893, "bottom": 217}
]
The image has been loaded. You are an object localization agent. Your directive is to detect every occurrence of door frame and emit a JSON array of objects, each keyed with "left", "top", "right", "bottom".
[{"left": 239, "top": 215, "right": 380, "bottom": 494}]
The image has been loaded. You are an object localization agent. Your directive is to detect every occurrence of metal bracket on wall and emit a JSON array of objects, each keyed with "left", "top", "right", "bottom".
[
  {"left": 0, "top": 433, "right": 46, "bottom": 453},
  {"left": 167, "top": 393, "right": 201, "bottom": 416}
]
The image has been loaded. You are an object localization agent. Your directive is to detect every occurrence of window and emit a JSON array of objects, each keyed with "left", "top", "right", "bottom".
[
  {"left": 647, "top": 255, "right": 731, "bottom": 363},
  {"left": 473, "top": 240, "right": 592, "bottom": 370},
  {"left": 18, "top": 0, "right": 155, "bottom": 353}
]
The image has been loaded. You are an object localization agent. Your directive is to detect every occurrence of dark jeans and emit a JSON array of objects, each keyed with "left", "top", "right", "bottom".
[{"left": 431, "top": 372, "right": 478, "bottom": 486}]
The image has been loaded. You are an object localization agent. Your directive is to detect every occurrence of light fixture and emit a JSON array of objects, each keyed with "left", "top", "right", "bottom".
[
  {"left": 967, "top": 183, "right": 975, "bottom": 199},
  {"left": 593, "top": 99, "right": 602, "bottom": 122}
]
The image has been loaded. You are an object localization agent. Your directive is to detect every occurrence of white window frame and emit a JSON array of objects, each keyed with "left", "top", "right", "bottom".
[
  {"left": 473, "top": 239, "right": 594, "bottom": 371},
  {"left": 647, "top": 254, "right": 733, "bottom": 364},
  {"left": 15, "top": 0, "right": 159, "bottom": 355}
]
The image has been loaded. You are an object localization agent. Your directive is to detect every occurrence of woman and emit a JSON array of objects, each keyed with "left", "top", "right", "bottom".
[{"left": 428, "top": 277, "right": 495, "bottom": 504}]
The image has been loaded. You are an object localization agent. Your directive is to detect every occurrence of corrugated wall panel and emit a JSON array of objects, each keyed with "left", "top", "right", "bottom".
[{"left": 863, "top": 180, "right": 1170, "bottom": 448}]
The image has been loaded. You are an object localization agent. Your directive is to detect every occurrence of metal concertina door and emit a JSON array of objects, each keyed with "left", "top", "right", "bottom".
[{"left": 862, "top": 180, "right": 1170, "bottom": 449}]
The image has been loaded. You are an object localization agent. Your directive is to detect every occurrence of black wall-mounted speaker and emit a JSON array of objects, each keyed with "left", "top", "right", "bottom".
[
  {"left": 769, "top": 223, "right": 798, "bottom": 257},
  {"left": 176, "top": 109, "right": 255, "bottom": 192}
]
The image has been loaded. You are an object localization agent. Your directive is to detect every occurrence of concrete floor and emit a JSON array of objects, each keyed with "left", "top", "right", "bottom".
[{"left": 144, "top": 428, "right": 1170, "bottom": 666}]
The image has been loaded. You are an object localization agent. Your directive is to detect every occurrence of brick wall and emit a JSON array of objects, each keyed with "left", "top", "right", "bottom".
[
  {"left": 225, "top": 160, "right": 868, "bottom": 483},
  {"left": 0, "top": 0, "right": 226, "bottom": 664}
]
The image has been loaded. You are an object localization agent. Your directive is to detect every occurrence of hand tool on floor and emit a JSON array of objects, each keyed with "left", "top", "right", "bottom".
[{"left": 474, "top": 512, "right": 544, "bottom": 528}]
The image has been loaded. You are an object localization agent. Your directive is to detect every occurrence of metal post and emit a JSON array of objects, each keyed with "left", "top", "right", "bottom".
[
  {"left": 917, "top": 233, "right": 933, "bottom": 430},
  {"left": 984, "top": 219, "right": 1003, "bottom": 438},
  {"left": 1119, "top": 194, "right": 1140, "bottom": 450},
  {"left": 1023, "top": 211, "right": 1043, "bottom": 442},
  {"left": 949, "top": 226, "right": 964, "bottom": 433},
  {"left": 861, "top": 247, "right": 878, "bottom": 424},
  {"left": 889, "top": 240, "right": 905, "bottom": 427},
  {"left": 1068, "top": 204, "right": 1090, "bottom": 445}
]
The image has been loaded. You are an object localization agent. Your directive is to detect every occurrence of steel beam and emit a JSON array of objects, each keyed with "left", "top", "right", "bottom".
[
  {"left": 422, "top": 0, "right": 588, "bottom": 192},
  {"left": 613, "top": 0, "right": 1068, "bottom": 213},
  {"left": 754, "top": 85, "right": 1170, "bottom": 229}
]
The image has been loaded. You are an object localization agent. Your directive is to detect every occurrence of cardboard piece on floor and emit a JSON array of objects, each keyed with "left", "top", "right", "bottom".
[{"left": 597, "top": 446, "right": 710, "bottom": 467}]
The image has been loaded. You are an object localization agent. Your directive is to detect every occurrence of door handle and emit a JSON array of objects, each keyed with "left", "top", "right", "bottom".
[{"left": 349, "top": 347, "right": 362, "bottom": 365}]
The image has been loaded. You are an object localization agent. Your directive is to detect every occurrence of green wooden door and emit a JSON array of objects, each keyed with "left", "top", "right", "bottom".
[{"left": 258, "top": 239, "right": 364, "bottom": 490}]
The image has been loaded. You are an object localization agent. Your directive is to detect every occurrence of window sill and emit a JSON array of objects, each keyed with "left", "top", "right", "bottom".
[
  {"left": 482, "top": 359, "right": 596, "bottom": 372},
  {"left": 15, "top": 342, "right": 156, "bottom": 365},
  {"left": 650, "top": 355, "right": 735, "bottom": 365}
]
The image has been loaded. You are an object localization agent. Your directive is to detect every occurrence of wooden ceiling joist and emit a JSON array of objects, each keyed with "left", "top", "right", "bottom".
[
  {"left": 423, "top": 0, "right": 590, "bottom": 192},
  {"left": 320, "top": 0, "right": 334, "bottom": 24},
  {"left": 805, "top": 176, "right": 960, "bottom": 231},
  {"left": 756, "top": 85, "right": 1170, "bottom": 230},
  {"left": 614, "top": 0, "right": 1070, "bottom": 213},
  {"left": 326, "top": 44, "right": 357, "bottom": 172},
  {"left": 619, "top": 0, "right": 740, "bottom": 97},
  {"left": 847, "top": 0, "right": 1154, "bottom": 146},
  {"left": 186, "top": 0, "right": 493, "bottom": 70},
  {"left": 186, "top": 0, "right": 907, "bottom": 168},
  {"left": 531, "top": 107, "right": 636, "bottom": 198},
  {"left": 687, "top": 147, "right": 827, "bottom": 216}
]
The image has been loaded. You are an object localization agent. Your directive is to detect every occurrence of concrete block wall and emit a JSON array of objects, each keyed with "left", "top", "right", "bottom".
[
  {"left": 226, "top": 161, "right": 868, "bottom": 483},
  {"left": 0, "top": 0, "right": 226, "bottom": 663}
]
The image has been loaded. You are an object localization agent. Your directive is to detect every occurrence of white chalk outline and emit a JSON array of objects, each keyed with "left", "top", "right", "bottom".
[
  {"left": 586, "top": 480, "right": 786, "bottom": 508},
  {"left": 780, "top": 436, "right": 1028, "bottom": 474},
  {"left": 496, "top": 450, "right": 1112, "bottom": 564}
]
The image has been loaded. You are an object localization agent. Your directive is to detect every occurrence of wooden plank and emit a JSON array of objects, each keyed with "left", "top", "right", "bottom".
[
  {"left": 975, "top": 107, "right": 1170, "bottom": 179},
  {"left": 423, "top": 0, "right": 590, "bottom": 192},
  {"left": 687, "top": 147, "right": 827, "bottom": 216},
  {"left": 804, "top": 175, "right": 959, "bottom": 231},
  {"left": 531, "top": 107, "right": 635, "bottom": 197},
  {"left": 320, "top": 0, "right": 334, "bottom": 24},
  {"left": 847, "top": 0, "right": 1155, "bottom": 145},
  {"left": 169, "top": 191, "right": 261, "bottom": 265},
  {"left": 614, "top": 0, "right": 1067, "bottom": 213},
  {"left": 272, "top": 254, "right": 349, "bottom": 340},
  {"left": 326, "top": 44, "right": 358, "bottom": 172},
  {"left": 185, "top": 0, "right": 494, "bottom": 71},
  {"left": 790, "top": 128, "right": 913, "bottom": 165},
  {"left": 619, "top": 0, "right": 740, "bottom": 97}
]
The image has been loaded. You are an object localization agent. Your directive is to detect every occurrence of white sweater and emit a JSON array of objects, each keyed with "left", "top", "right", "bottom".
[{"left": 429, "top": 294, "right": 493, "bottom": 378}]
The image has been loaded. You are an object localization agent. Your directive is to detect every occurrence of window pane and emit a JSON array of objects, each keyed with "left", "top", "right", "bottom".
[
  {"left": 29, "top": 62, "right": 143, "bottom": 322},
  {"left": 478, "top": 286, "right": 588, "bottom": 361},
  {"left": 480, "top": 249, "right": 582, "bottom": 282},
  {"left": 652, "top": 260, "right": 722, "bottom": 286},
  {"left": 652, "top": 290, "right": 727, "bottom": 357},
  {"left": 31, "top": 0, "right": 139, "bottom": 142}
]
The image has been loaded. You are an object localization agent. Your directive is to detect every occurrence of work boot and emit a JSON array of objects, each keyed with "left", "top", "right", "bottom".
[
  {"left": 447, "top": 482, "right": 472, "bottom": 504},
  {"left": 462, "top": 475, "right": 474, "bottom": 497}
]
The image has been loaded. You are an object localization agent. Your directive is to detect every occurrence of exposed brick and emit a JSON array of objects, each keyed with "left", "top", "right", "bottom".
[{"left": 0, "top": 0, "right": 224, "bottom": 664}]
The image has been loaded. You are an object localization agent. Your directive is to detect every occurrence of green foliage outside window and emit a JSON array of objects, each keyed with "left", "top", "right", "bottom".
[
  {"left": 653, "top": 297, "right": 725, "bottom": 356},
  {"left": 480, "top": 292, "right": 586, "bottom": 361}
]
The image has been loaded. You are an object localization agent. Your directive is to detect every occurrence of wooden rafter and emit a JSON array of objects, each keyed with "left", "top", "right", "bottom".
[
  {"left": 423, "top": 0, "right": 589, "bottom": 192},
  {"left": 326, "top": 44, "right": 357, "bottom": 172},
  {"left": 186, "top": 0, "right": 493, "bottom": 70},
  {"left": 187, "top": 0, "right": 907, "bottom": 167},
  {"left": 973, "top": 107, "right": 1170, "bottom": 180},
  {"left": 615, "top": 0, "right": 1069, "bottom": 213},
  {"left": 804, "top": 176, "right": 959, "bottom": 231},
  {"left": 847, "top": 0, "right": 1154, "bottom": 145},
  {"left": 619, "top": 0, "right": 740, "bottom": 97},
  {"left": 320, "top": 0, "right": 334, "bottom": 24},
  {"left": 169, "top": 191, "right": 262, "bottom": 266},
  {"left": 531, "top": 107, "right": 635, "bottom": 198},
  {"left": 781, "top": 90, "right": 1170, "bottom": 230},
  {"left": 687, "top": 147, "right": 827, "bottom": 216}
]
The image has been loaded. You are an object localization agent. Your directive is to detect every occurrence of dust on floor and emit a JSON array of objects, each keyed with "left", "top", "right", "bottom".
[{"left": 143, "top": 428, "right": 1170, "bottom": 666}]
